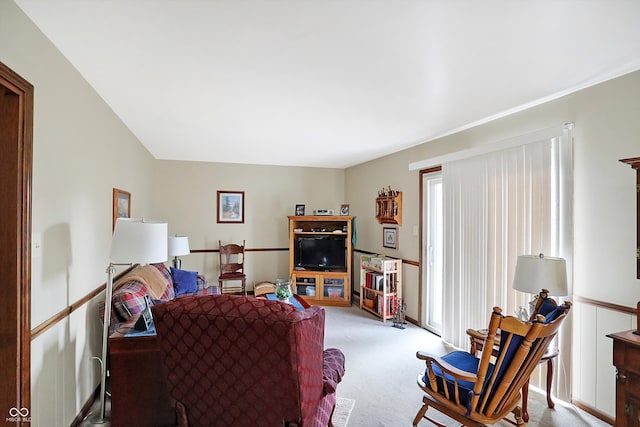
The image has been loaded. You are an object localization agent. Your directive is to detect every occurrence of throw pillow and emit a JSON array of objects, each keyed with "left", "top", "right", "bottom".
[{"left": 170, "top": 267, "right": 198, "bottom": 296}]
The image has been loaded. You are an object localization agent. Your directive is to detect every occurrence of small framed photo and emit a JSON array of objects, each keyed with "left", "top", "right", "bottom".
[
  {"left": 295, "top": 204, "right": 306, "bottom": 216},
  {"left": 112, "top": 188, "right": 131, "bottom": 231},
  {"left": 217, "top": 191, "right": 245, "bottom": 223},
  {"left": 340, "top": 204, "right": 350, "bottom": 216},
  {"left": 383, "top": 226, "right": 397, "bottom": 249}
]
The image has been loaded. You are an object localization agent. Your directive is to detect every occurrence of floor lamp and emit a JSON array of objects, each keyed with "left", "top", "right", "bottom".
[
  {"left": 512, "top": 253, "right": 568, "bottom": 320},
  {"left": 89, "top": 218, "right": 167, "bottom": 426},
  {"left": 168, "top": 235, "right": 190, "bottom": 269}
]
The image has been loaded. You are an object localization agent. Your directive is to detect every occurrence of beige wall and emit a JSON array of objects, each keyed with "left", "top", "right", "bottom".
[
  {"left": 2, "top": 1, "right": 156, "bottom": 425},
  {"left": 345, "top": 148, "right": 422, "bottom": 313},
  {"left": 152, "top": 160, "right": 345, "bottom": 287},
  {"left": 345, "top": 70, "right": 640, "bottom": 418}
]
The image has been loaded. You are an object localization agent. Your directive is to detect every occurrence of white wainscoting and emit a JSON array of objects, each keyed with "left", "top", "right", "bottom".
[{"left": 571, "top": 300, "right": 636, "bottom": 420}]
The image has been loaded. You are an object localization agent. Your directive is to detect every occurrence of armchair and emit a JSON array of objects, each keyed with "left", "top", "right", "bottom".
[
  {"left": 413, "top": 301, "right": 571, "bottom": 426},
  {"left": 152, "top": 294, "right": 346, "bottom": 427}
]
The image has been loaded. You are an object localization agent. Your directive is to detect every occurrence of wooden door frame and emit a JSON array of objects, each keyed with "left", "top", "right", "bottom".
[{"left": 0, "top": 61, "right": 33, "bottom": 425}]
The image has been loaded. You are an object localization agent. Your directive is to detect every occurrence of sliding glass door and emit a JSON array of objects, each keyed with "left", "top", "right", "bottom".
[{"left": 422, "top": 171, "right": 443, "bottom": 335}]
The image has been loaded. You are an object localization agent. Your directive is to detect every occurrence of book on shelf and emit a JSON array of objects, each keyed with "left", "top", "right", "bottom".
[
  {"left": 365, "top": 271, "right": 384, "bottom": 290},
  {"left": 386, "top": 276, "right": 397, "bottom": 293},
  {"left": 376, "top": 294, "right": 397, "bottom": 316}
]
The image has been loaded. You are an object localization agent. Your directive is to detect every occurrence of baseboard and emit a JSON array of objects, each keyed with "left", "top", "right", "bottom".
[
  {"left": 571, "top": 399, "right": 614, "bottom": 426},
  {"left": 69, "top": 385, "right": 100, "bottom": 427},
  {"left": 405, "top": 315, "right": 419, "bottom": 326}
]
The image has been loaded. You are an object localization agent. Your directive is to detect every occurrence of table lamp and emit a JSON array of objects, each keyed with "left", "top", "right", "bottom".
[
  {"left": 168, "top": 235, "right": 190, "bottom": 269},
  {"left": 89, "top": 218, "right": 167, "bottom": 426},
  {"left": 512, "top": 253, "right": 568, "bottom": 320}
]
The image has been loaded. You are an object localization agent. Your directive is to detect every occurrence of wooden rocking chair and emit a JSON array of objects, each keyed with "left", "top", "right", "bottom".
[
  {"left": 413, "top": 301, "right": 571, "bottom": 426},
  {"left": 466, "top": 289, "right": 567, "bottom": 422}
]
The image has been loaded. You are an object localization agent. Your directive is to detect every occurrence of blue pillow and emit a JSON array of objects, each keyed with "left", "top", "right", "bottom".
[{"left": 170, "top": 267, "right": 198, "bottom": 296}]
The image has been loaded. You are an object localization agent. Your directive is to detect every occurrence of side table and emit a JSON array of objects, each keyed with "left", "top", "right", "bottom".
[
  {"left": 109, "top": 318, "right": 174, "bottom": 427},
  {"left": 466, "top": 328, "right": 559, "bottom": 422}
]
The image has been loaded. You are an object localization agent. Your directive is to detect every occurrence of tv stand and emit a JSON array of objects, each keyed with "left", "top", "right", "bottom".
[{"left": 288, "top": 215, "right": 353, "bottom": 306}]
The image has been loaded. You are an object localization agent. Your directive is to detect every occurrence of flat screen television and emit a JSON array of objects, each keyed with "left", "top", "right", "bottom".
[{"left": 295, "top": 236, "right": 346, "bottom": 271}]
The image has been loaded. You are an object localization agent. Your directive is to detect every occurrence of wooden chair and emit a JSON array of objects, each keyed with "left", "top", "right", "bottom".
[
  {"left": 253, "top": 281, "right": 276, "bottom": 297},
  {"left": 218, "top": 240, "right": 246, "bottom": 295},
  {"left": 413, "top": 300, "right": 571, "bottom": 426},
  {"left": 466, "top": 289, "right": 563, "bottom": 422}
]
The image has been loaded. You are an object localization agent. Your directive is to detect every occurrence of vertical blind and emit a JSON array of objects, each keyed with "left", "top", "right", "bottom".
[{"left": 440, "top": 124, "right": 573, "bottom": 399}]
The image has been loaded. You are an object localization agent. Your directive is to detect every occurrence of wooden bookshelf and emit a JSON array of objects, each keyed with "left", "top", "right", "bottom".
[{"left": 359, "top": 256, "right": 402, "bottom": 322}]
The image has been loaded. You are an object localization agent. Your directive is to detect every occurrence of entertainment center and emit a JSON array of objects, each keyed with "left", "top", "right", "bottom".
[{"left": 288, "top": 215, "right": 353, "bottom": 306}]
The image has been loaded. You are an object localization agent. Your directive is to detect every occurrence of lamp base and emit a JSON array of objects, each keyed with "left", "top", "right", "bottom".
[
  {"left": 86, "top": 413, "right": 111, "bottom": 426},
  {"left": 172, "top": 256, "right": 181, "bottom": 269}
]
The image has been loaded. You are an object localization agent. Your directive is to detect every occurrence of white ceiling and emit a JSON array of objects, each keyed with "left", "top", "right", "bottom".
[{"left": 14, "top": 0, "right": 640, "bottom": 168}]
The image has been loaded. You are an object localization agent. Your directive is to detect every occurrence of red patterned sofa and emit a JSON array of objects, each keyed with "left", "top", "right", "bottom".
[
  {"left": 152, "top": 294, "right": 346, "bottom": 427},
  {"left": 103, "top": 263, "right": 220, "bottom": 328}
]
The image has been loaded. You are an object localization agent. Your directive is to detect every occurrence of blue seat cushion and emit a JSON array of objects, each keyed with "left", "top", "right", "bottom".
[{"left": 423, "top": 350, "right": 489, "bottom": 408}]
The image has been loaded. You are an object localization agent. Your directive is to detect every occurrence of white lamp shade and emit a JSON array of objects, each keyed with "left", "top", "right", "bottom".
[
  {"left": 168, "top": 235, "right": 190, "bottom": 257},
  {"left": 110, "top": 218, "right": 168, "bottom": 264},
  {"left": 512, "top": 254, "right": 568, "bottom": 296}
]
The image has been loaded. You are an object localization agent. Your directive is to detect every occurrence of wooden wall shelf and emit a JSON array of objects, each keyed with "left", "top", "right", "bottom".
[{"left": 376, "top": 190, "right": 402, "bottom": 225}]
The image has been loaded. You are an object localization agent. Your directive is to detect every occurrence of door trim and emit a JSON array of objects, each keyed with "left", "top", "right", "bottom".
[{"left": 0, "top": 61, "right": 33, "bottom": 424}]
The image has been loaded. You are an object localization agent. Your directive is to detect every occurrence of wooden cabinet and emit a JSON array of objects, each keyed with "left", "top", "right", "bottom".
[
  {"left": 109, "top": 322, "right": 174, "bottom": 427},
  {"left": 290, "top": 271, "right": 350, "bottom": 306},
  {"left": 288, "top": 215, "right": 352, "bottom": 307},
  {"left": 376, "top": 190, "right": 402, "bottom": 225},
  {"left": 607, "top": 330, "right": 640, "bottom": 426},
  {"left": 359, "top": 256, "right": 402, "bottom": 322},
  {"left": 620, "top": 157, "right": 640, "bottom": 279}
]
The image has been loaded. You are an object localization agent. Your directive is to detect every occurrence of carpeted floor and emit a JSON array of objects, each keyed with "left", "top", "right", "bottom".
[{"left": 323, "top": 303, "right": 610, "bottom": 427}]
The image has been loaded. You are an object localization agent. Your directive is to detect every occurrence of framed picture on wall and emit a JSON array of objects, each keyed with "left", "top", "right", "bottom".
[
  {"left": 112, "top": 188, "right": 131, "bottom": 231},
  {"left": 383, "top": 226, "right": 397, "bottom": 249},
  {"left": 217, "top": 190, "right": 245, "bottom": 223}
]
